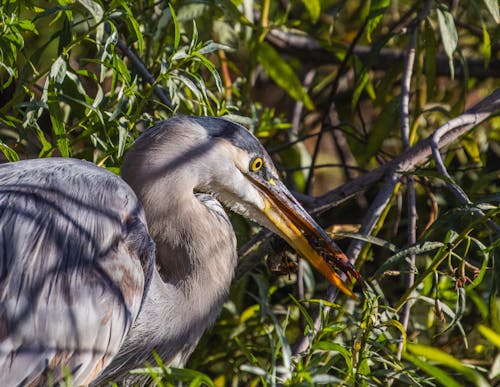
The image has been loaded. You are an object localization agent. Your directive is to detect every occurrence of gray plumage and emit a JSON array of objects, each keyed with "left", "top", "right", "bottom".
[{"left": 0, "top": 116, "right": 358, "bottom": 385}]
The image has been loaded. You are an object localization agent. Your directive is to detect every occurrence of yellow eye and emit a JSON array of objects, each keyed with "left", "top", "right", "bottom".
[{"left": 250, "top": 157, "right": 264, "bottom": 172}]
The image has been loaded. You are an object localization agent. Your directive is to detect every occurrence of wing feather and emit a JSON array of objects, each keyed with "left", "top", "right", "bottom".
[{"left": 0, "top": 158, "right": 155, "bottom": 385}]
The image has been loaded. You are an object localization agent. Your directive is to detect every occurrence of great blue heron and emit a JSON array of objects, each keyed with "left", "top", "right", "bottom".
[{"left": 0, "top": 116, "right": 359, "bottom": 385}]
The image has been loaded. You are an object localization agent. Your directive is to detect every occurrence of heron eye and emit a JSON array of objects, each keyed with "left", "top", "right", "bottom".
[{"left": 250, "top": 157, "right": 264, "bottom": 172}]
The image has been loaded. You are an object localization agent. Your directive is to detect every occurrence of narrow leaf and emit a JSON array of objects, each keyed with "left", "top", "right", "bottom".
[
  {"left": 478, "top": 325, "right": 500, "bottom": 349},
  {"left": 352, "top": 70, "right": 370, "bottom": 110},
  {"left": 301, "top": 0, "right": 321, "bottom": 22},
  {"left": 481, "top": 22, "right": 491, "bottom": 67},
  {"left": 407, "top": 343, "right": 489, "bottom": 386},
  {"left": 256, "top": 42, "right": 314, "bottom": 110},
  {"left": 312, "top": 341, "right": 353, "bottom": 374},
  {"left": 404, "top": 352, "right": 463, "bottom": 387},
  {"left": 47, "top": 92, "right": 69, "bottom": 157},
  {"left": 47, "top": 57, "right": 69, "bottom": 157},
  {"left": 374, "top": 241, "right": 445, "bottom": 278},
  {"left": 77, "top": 0, "right": 104, "bottom": 22},
  {"left": 482, "top": 0, "right": 500, "bottom": 23},
  {"left": 168, "top": 2, "right": 180, "bottom": 50},
  {"left": 0, "top": 142, "right": 19, "bottom": 161},
  {"left": 334, "top": 232, "right": 398, "bottom": 252},
  {"left": 366, "top": 0, "right": 390, "bottom": 42},
  {"left": 436, "top": 6, "right": 458, "bottom": 78}
]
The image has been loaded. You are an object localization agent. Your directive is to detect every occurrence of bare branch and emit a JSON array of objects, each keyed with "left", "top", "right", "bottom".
[
  {"left": 431, "top": 115, "right": 500, "bottom": 235},
  {"left": 397, "top": 17, "right": 420, "bottom": 360},
  {"left": 346, "top": 174, "right": 399, "bottom": 261},
  {"left": 313, "top": 88, "right": 500, "bottom": 214},
  {"left": 266, "top": 29, "right": 500, "bottom": 80}
]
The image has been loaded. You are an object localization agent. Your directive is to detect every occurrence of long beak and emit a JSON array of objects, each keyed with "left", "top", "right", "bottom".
[{"left": 249, "top": 175, "right": 361, "bottom": 299}]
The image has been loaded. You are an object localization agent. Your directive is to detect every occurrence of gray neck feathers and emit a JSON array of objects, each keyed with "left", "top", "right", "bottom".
[{"left": 100, "top": 135, "right": 237, "bottom": 384}]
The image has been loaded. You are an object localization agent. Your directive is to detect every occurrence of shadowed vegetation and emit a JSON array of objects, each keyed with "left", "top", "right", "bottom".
[{"left": 1, "top": 0, "right": 499, "bottom": 385}]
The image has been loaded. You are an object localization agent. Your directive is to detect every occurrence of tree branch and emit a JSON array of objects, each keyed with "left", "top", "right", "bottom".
[
  {"left": 266, "top": 29, "right": 500, "bottom": 80},
  {"left": 313, "top": 88, "right": 500, "bottom": 214}
]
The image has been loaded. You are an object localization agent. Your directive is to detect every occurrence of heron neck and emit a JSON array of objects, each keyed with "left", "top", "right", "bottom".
[{"left": 103, "top": 174, "right": 237, "bottom": 381}]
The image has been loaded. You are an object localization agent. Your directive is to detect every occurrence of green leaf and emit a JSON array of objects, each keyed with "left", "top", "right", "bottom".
[
  {"left": 16, "top": 18, "right": 38, "bottom": 34},
  {"left": 478, "top": 325, "right": 500, "bottom": 349},
  {"left": 366, "top": 0, "right": 390, "bottom": 42},
  {"left": 352, "top": 70, "right": 370, "bottom": 110},
  {"left": 417, "top": 296, "right": 466, "bottom": 340},
  {"left": 482, "top": 0, "right": 500, "bottom": 23},
  {"left": 47, "top": 57, "right": 69, "bottom": 157},
  {"left": 439, "top": 287, "right": 466, "bottom": 335},
  {"left": 256, "top": 42, "right": 314, "bottom": 110},
  {"left": 47, "top": 94, "right": 69, "bottom": 157},
  {"left": 404, "top": 352, "right": 463, "bottom": 387},
  {"left": 37, "top": 128, "right": 54, "bottom": 158},
  {"left": 406, "top": 343, "right": 490, "bottom": 386},
  {"left": 168, "top": 2, "right": 180, "bottom": 50},
  {"left": 301, "top": 0, "right": 321, "bottom": 23},
  {"left": 334, "top": 232, "right": 398, "bottom": 252},
  {"left": 480, "top": 22, "right": 491, "bottom": 68},
  {"left": 312, "top": 341, "right": 353, "bottom": 374},
  {"left": 436, "top": 5, "right": 458, "bottom": 78},
  {"left": 465, "top": 237, "right": 489, "bottom": 291},
  {"left": 0, "top": 141, "right": 19, "bottom": 161},
  {"left": 116, "top": 2, "right": 143, "bottom": 54},
  {"left": 215, "top": 0, "right": 253, "bottom": 26},
  {"left": 289, "top": 294, "right": 314, "bottom": 333}
]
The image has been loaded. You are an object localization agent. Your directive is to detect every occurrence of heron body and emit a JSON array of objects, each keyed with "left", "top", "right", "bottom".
[{"left": 0, "top": 116, "right": 359, "bottom": 385}]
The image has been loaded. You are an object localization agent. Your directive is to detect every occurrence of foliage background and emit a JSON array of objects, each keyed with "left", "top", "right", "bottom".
[{"left": 1, "top": 0, "right": 499, "bottom": 385}]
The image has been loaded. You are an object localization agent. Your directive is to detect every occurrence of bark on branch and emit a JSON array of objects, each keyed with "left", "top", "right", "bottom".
[
  {"left": 267, "top": 29, "right": 500, "bottom": 80},
  {"left": 313, "top": 88, "right": 500, "bottom": 214}
]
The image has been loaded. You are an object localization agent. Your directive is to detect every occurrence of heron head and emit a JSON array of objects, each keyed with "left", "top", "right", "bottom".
[{"left": 187, "top": 116, "right": 360, "bottom": 299}]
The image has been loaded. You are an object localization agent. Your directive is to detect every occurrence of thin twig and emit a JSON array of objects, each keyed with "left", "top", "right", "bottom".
[
  {"left": 290, "top": 69, "right": 316, "bottom": 140},
  {"left": 397, "top": 18, "right": 419, "bottom": 360},
  {"left": 304, "top": 19, "right": 369, "bottom": 194},
  {"left": 346, "top": 174, "right": 400, "bottom": 261},
  {"left": 110, "top": 24, "right": 173, "bottom": 110}
]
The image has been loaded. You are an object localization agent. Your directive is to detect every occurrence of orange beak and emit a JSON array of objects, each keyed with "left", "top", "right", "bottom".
[{"left": 248, "top": 176, "right": 360, "bottom": 299}]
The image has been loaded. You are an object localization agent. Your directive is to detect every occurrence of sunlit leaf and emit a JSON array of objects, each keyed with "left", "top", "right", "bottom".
[
  {"left": 366, "top": 0, "right": 390, "bottom": 42},
  {"left": 482, "top": 0, "right": 500, "bottom": 23},
  {"left": 47, "top": 56, "right": 69, "bottom": 157},
  {"left": 168, "top": 2, "right": 180, "bottom": 50},
  {"left": 406, "top": 343, "right": 489, "bottom": 386},
  {"left": 480, "top": 22, "right": 491, "bottom": 67},
  {"left": 404, "top": 352, "right": 463, "bottom": 387},
  {"left": 0, "top": 141, "right": 19, "bottom": 161},
  {"left": 478, "top": 325, "right": 500, "bottom": 349},
  {"left": 352, "top": 70, "right": 370, "bottom": 110},
  {"left": 301, "top": 0, "right": 321, "bottom": 22}
]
